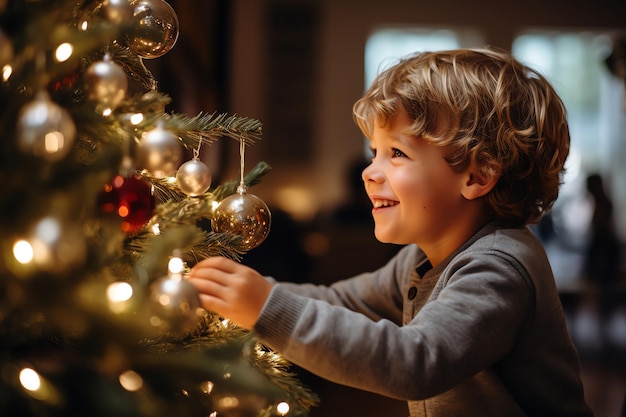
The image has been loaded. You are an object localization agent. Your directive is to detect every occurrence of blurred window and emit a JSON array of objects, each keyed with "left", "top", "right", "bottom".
[
  {"left": 365, "top": 27, "right": 484, "bottom": 88},
  {"left": 513, "top": 32, "right": 626, "bottom": 242}
]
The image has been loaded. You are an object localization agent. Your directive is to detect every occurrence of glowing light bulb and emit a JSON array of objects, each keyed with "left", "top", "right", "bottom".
[
  {"left": 130, "top": 113, "right": 144, "bottom": 125},
  {"left": 168, "top": 256, "right": 184, "bottom": 275},
  {"left": 19, "top": 368, "right": 41, "bottom": 391},
  {"left": 44, "top": 131, "right": 65, "bottom": 153},
  {"left": 107, "top": 282, "right": 133, "bottom": 303},
  {"left": 119, "top": 370, "right": 143, "bottom": 391},
  {"left": 107, "top": 281, "right": 135, "bottom": 313},
  {"left": 2, "top": 64, "right": 12, "bottom": 81},
  {"left": 13, "top": 240, "right": 34, "bottom": 264},
  {"left": 277, "top": 401, "right": 290, "bottom": 416},
  {"left": 55, "top": 43, "right": 73, "bottom": 62}
]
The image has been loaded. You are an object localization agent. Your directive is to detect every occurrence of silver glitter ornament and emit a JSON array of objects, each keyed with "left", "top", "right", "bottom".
[
  {"left": 211, "top": 190, "right": 272, "bottom": 251},
  {"left": 17, "top": 91, "right": 76, "bottom": 161},
  {"left": 137, "top": 122, "right": 183, "bottom": 177},
  {"left": 176, "top": 158, "right": 212, "bottom": 196}
]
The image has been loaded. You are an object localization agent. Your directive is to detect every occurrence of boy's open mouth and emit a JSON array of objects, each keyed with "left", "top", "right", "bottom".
[{"left": 372, "top": 199, "right": 399, "bottom": 208}]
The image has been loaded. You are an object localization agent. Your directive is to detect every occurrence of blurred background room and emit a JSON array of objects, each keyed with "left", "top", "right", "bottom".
[{"left": 151, "top": 1, "right": 626, "bottom": 416}]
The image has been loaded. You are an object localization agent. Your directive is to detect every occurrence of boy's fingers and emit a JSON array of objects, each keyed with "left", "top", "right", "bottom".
[
  {"left": 187, "top": 267, "right": 231, "bottom": 285},
  {"left": 198, "top": 293, "right": 229, "bottom": 314},
  {"left": 187, "top": 276, "right": 227, "bottom": 299},
  {"left": 195, "top": 256, "right": 239, "bottom": 273}
]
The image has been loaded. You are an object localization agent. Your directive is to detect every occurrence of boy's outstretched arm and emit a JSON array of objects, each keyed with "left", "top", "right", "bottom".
[{"left": 186, "top": 256, "right": 273, "bottom": 329}]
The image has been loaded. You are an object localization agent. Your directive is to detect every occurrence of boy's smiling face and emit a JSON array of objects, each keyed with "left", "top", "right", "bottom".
[{"left": 362, "top": 109, "right": 481, "bottom": 264}]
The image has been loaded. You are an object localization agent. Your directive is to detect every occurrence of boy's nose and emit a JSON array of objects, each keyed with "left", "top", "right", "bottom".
[{"left": 362, "top": 162, "right": 383, "bottom": 184}]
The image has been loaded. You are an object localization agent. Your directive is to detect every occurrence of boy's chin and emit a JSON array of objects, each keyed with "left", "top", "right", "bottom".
[
  {"left": 374, "top": 229, "right": 411, "bottom": 246},
  {"left": 373, "top": 230, "right": 396, "bottom": 244}
]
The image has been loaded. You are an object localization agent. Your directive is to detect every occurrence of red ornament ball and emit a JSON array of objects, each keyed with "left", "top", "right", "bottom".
[{"left": 99, "top": 174, "right": 155, "bottom": 233}]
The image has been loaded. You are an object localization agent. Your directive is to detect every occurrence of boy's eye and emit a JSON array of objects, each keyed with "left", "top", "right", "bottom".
[{"left": 392, "top": 148, "right": 407, "bottom": 157}]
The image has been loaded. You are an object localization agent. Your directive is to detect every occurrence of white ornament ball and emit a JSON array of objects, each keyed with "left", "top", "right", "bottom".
[
  {"left": 137, "top": 123, "right": 183, "bottom": 178},
  {"left": 84, "top": 54, "right": 128, "bottom": 112},
  {"left": 28, "top": 216, "right": 87, "bottom": 275},
  {"left": 149, "top": 276, "right": 203, "bottom": 335},
  {"left": 17, "top": 91, "right": 76, "bottom": 161},
  {"left": 176, "top": 158, "right": 212, "bottom": 196}
]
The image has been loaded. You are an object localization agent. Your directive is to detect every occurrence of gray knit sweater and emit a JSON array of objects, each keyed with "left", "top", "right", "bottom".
[{"left": 254, "top": 223, "right": 593, "bottom": 416}]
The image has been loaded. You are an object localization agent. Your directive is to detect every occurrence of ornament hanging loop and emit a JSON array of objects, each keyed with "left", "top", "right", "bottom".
[
  {"left": 192, "top": 139, "right": 202, "bottom": 160},
  {"left": 237, "top": 137, "right": 247, "bottom": 194}
]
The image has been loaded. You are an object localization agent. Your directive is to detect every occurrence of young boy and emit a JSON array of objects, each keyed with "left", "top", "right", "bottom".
[{"left": 187, "top": 48, "right": 592, "bottom": 417}]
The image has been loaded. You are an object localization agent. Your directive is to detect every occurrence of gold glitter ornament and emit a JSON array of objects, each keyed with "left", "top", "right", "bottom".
[
  {"left": 211, "top": 138, "right": 271, "bottom": 250},
  {"left": 211, "top": 190, "right": 271, "bottom": 251},
  {"left": 126, "top": 0, "right": 179, "bottom": 59}
]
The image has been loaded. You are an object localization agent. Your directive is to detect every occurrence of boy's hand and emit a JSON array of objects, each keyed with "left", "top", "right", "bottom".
[{"left": 185, "top": 256, "right": 272, "bottom": 329}]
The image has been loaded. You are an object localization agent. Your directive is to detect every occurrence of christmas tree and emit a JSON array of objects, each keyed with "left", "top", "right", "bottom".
[{"left": 0, "top": 1, "right": 317, "bottom": 416}]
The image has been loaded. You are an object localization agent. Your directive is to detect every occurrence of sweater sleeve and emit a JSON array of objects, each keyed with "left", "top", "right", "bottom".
[
  {"left": 253, "top": 247, "right": 533, "bottom": 400},
  {"left": 266, "top": 244, "right": 419, "bottom": 324}
]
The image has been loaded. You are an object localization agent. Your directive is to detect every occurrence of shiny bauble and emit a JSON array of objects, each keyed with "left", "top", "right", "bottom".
[
  {"left": 149, "top": 276, "right": 203, "bottom": 335},
  {"left": 138, "top": 90, "right": 167, "bottom": 114},
  {"left": 176, "top": 158, "right": 212, "bottom": 197},
  {"left": 137, "top": 123, "right": 183, "bottom": 178},
  {"left": 27, "top": 216, "right": 87, "bottom": 275},
  {"left": 17, "top": 91, "right": 76, "bottom": 161},
  {"left": 211, "top": 192, "right": 272, "bottom": 250},
  {"left": 98, "top": 174, "right": 155, "bottom": 233},
  {"left": 100, "top": 0, "right": 133, "bottom": 24},
  {"left": 84, "top": 54, "right": 128, "bottom": 113},
  {"left": 126, "top": 0, "right": 179, "bottom": 59}
]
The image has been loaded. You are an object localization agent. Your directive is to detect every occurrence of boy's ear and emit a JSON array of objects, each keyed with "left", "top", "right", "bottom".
[{"left": 461, "top": 167, "right": 499, "bottom": 201}]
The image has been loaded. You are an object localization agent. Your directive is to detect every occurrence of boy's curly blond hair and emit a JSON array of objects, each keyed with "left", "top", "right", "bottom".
[{"left": 353, "top": 48, "right": 570, "bottom": 227}]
